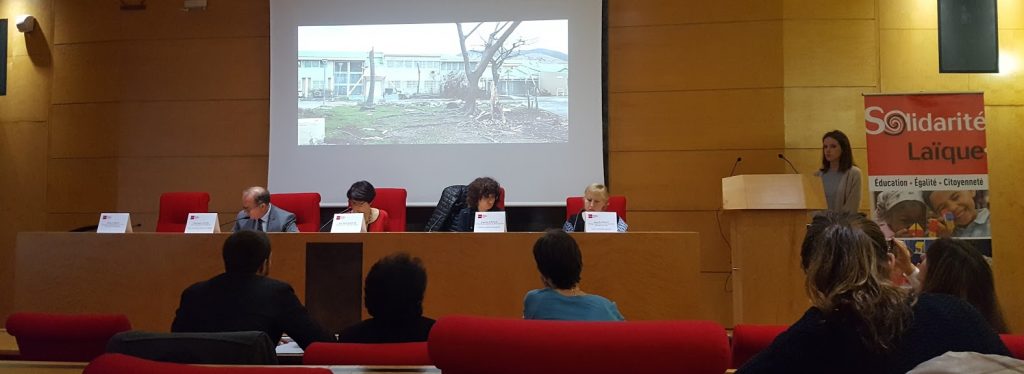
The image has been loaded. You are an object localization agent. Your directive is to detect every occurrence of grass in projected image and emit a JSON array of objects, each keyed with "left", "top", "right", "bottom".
[{"left": 297, "top": 20, "right": 569, "bottom": 145}]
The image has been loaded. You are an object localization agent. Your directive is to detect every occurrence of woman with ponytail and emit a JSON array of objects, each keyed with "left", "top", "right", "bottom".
[{"left": 738, "top": 211, "right": 1008, "bottom": 374}]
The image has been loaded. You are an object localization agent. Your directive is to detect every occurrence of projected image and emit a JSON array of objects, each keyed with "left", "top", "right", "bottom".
[{"left": 297, "top": 20, "right": 569, "bottom": 145}]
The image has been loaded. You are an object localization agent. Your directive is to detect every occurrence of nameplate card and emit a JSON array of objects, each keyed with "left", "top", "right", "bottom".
[
  {"left": 184, "top": 213, "right": 221, "bottom": 233},
  {"left": 97, "top": 213, "right": 133, "bottom": 233},
  {"left": 584, "top": 212, "right": 618, "bottom": 233},
  {"left": 474, "top": 211, "right": 507, "bottom": 233},
  {"left": 330, "top": 213, "right": 367, "bottom": 233}
]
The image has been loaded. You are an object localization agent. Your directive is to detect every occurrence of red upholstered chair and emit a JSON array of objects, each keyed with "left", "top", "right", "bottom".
[
  {"left": 1001, "top": 334, "right": 1024, "bottom": 360},
  {"left": 156, "top": 192, "right": 210, "bottom": 232},
  {"left": 428, "top": 315, "right": 730, "bottom": 374},
  {"left": 5, "top": 312, "right": 132, "bottom": 362},
  {"left": 496, "top": 187, "right": 506, "bottom": 210},
  {"left": 302, "top": 342, "right": 431, "bottom": 365},
  {"left": 270, "top": 193, "right": 321, "bottom": 232},
  {"left": 83, "top": 353, "right": 332, "bottom": 374},
  {"left": 565, "top": 195, "right": 628, "bottom": 221},
  {"left": 731, "top": 324, "right": 787, "bottom": 368},
  {"left": 372, "top": 188, "right": 407, "bottom": 232}
]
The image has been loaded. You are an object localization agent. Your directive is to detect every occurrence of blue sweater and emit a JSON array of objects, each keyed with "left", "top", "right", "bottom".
[{"left": 523, "top": 288, "right": 625, "bottom": 321}]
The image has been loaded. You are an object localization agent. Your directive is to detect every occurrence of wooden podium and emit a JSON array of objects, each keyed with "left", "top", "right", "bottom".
[{"left": 722, "top": 174, "right": 826, "bottom": 325}]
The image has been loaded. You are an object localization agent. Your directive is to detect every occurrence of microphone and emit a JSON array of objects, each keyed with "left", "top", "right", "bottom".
[
  {"left": 220, "top": 217, "right": 240, "bottom": 229},
  {"left": 319, "top": 207, "right": 352, "bottom": 232},
  {"left": 778, "top": 153, "right": 800, "bottom": 174},
  {"left": 570, "top": 208, "right": 586, "bottom": 232},
  {"left": 728, "top": 157, "right": 743, "bottom": 177}
]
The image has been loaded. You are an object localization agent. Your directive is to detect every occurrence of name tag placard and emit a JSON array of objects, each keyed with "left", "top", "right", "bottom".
[
  {"left": 584, "top": 212, "right": 618, "bottom": 233},
  {"left": 184, "top": 213, "right": 221, "bottom": 233},
  {"left": 330, "top": 213, "right": 367, "bottom": 233},
  {"left": 97, "top": 213, "right": 133, "bottom": 233},
  {"left": 474, "top": 211, "right": 507, "bottom": 233}
]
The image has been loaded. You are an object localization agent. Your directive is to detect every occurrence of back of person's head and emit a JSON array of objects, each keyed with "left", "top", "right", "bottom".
[
  {"left": 466, "top": 177, "right": 500, "bottom": 208},
  {"left": 347, "top": 180, "right": 377, "bottom": 203},
  {"left": 222, "top": 230, "right": 271, "bottom": 274},
  {"left": 800, "top": 211, "right": 912, "bottom": 353},
  {"left": 364, "top": 252, "right": 427, "bottom": 320},
  {"left": 532, "top": 229, "right": 582, "bottom": 289},
  {"left": 921, "top": 238, "right": 1007, "bottom": 333}
]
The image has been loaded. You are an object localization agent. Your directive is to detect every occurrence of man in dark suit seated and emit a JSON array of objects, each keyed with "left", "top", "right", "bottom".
[
  {"left": 233, "top": 186, "right": 298, "bottom": 232},
  {"left": 171, "top": 230, "right": 331, "bottom": 349}
]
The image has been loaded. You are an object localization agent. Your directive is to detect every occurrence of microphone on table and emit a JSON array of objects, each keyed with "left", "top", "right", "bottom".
[
  {"left": 319, "top": 207, "right": 352, "bottom": 232},
  {"left": 220, "top": 218, "right": 240, "bottom": 229},
  {"left": 778, "top": 153, "right": 800, "bottom": 174},
  {"left": 728, "top": 157, "right": 743, "bottom": 177},
  {"left": 570, "top": 208, "right": 586, "bottom": 232}
]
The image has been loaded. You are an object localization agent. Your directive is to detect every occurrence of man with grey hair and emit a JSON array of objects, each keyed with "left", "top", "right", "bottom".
[{"left": 233, "top": 186, "right": 299, "bottom": 232}]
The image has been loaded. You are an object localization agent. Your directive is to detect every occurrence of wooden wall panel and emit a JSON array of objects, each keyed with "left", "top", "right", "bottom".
[
  {"left": 610, "top": 150, "right": 787, "bottom": 211},
  {"left": 610, "top": 89, "right": 784, "bottom": 152},
  {"left": 115, "top": 157, "right": 267, "bottom": 214},
  {"left": 985, "top": 105, "right": 1024, "bottom": 332},
  {"left": 879, "top": 30, "right": 970, "bottom": 92},
  {"left": 0, "top": 122, "right": 48, "bottom": 213},
  {"left": 54, "top": 0, "right": 268, "bottom": 44},
  {"left": 50, "top": 42, "right": 123, "bottom": 103},
  {"left": 608, "top": 0, "right": 782, "bottom": 27},
  {"left": 782, "top": 20, "right": 877, "bottom": 87},
  {"left": 49, "top": 103, "right": 118, "bottom": 158},
  {"left": 784, "top": 87, "right": 877, "bottom": 149},
  {"left": 46, "top": 158, "right": 118, "bottom": 213},
  {"left": 608, "top": 21, "right": 783, "bottom": 92},
  {"left": 878, "top": 0, "right": 935, "bottom": 30},
  {"left": 0, "top": 56, "right": 50, "bottom": 122},
  {"left": 783, "top": 0, "right": 874, "bottom": 19}
]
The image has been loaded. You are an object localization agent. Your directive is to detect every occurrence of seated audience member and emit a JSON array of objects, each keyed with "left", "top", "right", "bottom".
[
  {"left": 171, "top": 231, "right": 330, "bottom": 349},
  {"left": 739, "top": 211, "right": 1008, "bottom": 374},
  {"left": 346, "top": 180, "right": 390, "bottom": 232},
  {"left": 564, "top": 183, "right": 628, "bottom": 232},
  {"left": 337, "top": 253, "right": 435, "bottom": 343},
  {"left": 452, "top": 177, "right": 502, "bottom": 232},
  {"left": 911, "top": 238, "right": 1008, "bottom": 333},
  {"left": 523, "top": 230, "right": 624, "bottom": 321},
  {"left": 923, "top": 189, "right": 990, "bottom": 237},
  {"left": 233, "top": 186, "right": 298, "bottom": 232}
]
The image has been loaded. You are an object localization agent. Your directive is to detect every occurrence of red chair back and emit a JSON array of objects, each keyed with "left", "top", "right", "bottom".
[
  {"left": 565, "top": 195, "right": 627, "bottom": 220},
  {"left": 303, "top": 342, "right": 430, "bottom": 365},
  {"left": 496, "top": 187, "right": 506, "bottom": 210},
  {"left": 84, "top": 353, "right": 332, "bottom": 374},
  {"left": 373, "top": 188, "right": 407, "bottom": 232},
  {"left": 731, "top": 324, "right": 787, "bottom": 368},
  {"left": 270, "top": 193, "right": 321, "bottom": 232},
  {"left": 157, "top": 192, "right": 210, "bottom": 232},
  {"left": 6, "top": 312, "right": 132, "bottom": 362},
  {"left": 1001, "top": 334, "right": 1024, "bottom": 360},
  {"left": 428, "top": 315, "right": 729, "bottom": 374}
]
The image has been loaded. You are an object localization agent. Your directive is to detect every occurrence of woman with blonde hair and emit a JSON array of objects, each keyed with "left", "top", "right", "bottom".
[
  {"left": 739, "top": 211, "right": 1007, "bottom": 374},
  {"left": 563, "top": 183, "right": 627, "bottom": 232}
]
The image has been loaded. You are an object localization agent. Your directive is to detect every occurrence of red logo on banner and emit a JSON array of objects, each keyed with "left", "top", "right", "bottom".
[{"left": 865, "top": 94, "right": 987, "bottom": 176}]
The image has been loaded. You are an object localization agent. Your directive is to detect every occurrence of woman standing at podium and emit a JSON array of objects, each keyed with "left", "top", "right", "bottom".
[{"left": 816, "top": 130, "right": 861, "bottom": 213}]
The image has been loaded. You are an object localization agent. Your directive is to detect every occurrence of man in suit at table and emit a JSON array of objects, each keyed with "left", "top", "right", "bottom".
[
  {"left": 233, "top": 186, "right": 298, "bottom": 233},
  {"left": 171, "top": 230, "right": 331, "bottom": 349}
]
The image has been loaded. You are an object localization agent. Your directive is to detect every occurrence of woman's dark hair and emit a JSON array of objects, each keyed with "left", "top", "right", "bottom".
[
  {"left": 466, "top": 177, "right": 500, "bottom": 210},
  {"left": 820, "top": 130, "right": 854, "bottom": 173},
  {"left": 800, "top": 211, "right": 913, "bottom": 353},
  {"left": 532, "top": 229, "right": 583, "bottom": 289},
  {"left": 347, "top": 180, "right": 376, "bottom": 203},
  {"left": 364, "top": 252, "right": 427, "bottom": 320},
  {"left": 921, "top": 238, "right": 1007, "bottom": 333},
  {"left": 222, "top": 230, "right": 271, "bottom": 274}
]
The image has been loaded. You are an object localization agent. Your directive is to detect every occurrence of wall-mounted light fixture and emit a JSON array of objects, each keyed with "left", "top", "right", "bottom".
[{"left": 15, "top": 15, "right": 36, "bottom": 33}]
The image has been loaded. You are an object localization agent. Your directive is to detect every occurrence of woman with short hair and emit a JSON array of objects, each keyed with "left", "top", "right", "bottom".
[
  {"left": 346, "top": 180, "right": 390, "bottom": 232},
  {"left": 452, "top": 177, "right": 502, "bottom": 232},
  {"left": 523, "top": 229, "right": 624, "bottom": 321}
]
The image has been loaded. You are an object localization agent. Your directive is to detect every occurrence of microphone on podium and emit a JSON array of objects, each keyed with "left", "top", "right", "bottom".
[
  {"left": 319, "top": 207, "right": 353, "bottom": 232},
  {"left": 728, "top": 157, "right": 743, "bottom": 177},
  {"left": 778, "top": 153, "right": 800, "bottom": 174}
]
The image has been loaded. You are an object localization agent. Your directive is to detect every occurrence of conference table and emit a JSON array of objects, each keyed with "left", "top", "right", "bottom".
[{"left": 14, "top": 232, "right": 703, "bottom": 332}]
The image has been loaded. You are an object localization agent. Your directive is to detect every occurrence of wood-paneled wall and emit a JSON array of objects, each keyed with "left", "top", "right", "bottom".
[{"left": 2, "top": 0, "right": 1024, "bottom": 331}]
